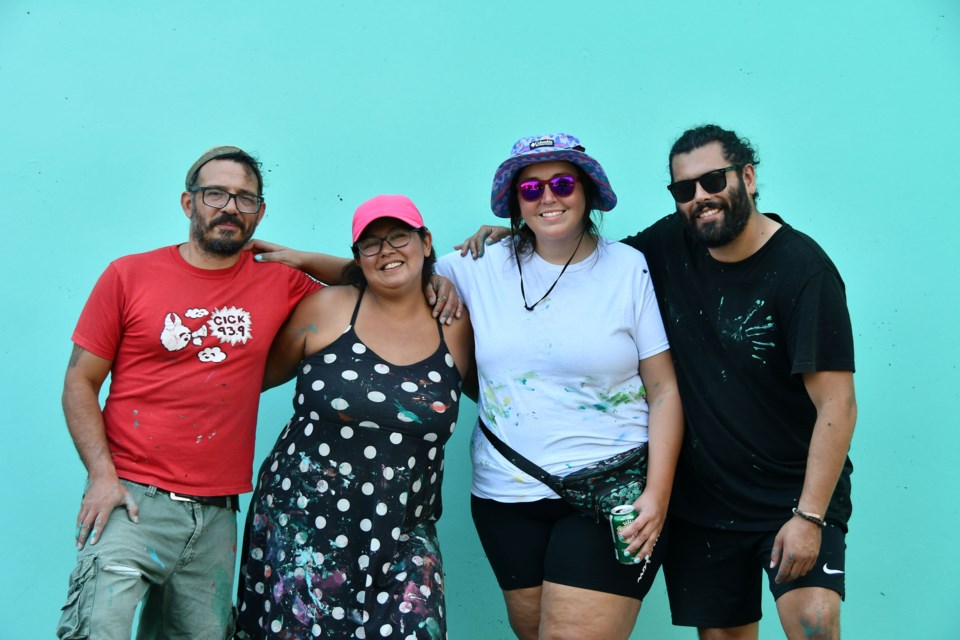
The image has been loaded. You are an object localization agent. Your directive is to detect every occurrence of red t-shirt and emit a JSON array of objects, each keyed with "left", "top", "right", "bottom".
[{"left": 72, "top": 245, "right": 320, "bottom": 496}]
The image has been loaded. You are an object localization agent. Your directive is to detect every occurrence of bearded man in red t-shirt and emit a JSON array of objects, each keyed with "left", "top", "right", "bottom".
[{"left": 55, "top": 146, "right": 322, "bottom": 639}]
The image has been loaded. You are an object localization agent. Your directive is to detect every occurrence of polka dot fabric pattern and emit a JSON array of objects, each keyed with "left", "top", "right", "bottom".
[{"left": 235, "top": 297, "right": 462, "bottom": 639}]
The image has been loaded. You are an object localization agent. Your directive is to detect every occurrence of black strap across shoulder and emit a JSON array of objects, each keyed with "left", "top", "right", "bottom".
[{"left": 477, "top": 419, "right": 564, "bottom": 494}]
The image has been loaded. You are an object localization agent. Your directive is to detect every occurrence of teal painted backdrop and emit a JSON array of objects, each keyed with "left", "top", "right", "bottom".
[{"left": 2, "top": 1, "right": 957, "bottom": 637}]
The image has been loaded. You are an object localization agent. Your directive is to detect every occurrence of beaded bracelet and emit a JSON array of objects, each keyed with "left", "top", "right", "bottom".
[{"left": 792, "top": 508, "right": 827, "bottom": 528}]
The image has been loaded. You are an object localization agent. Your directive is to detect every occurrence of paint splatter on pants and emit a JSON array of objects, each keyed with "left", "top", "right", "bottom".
[{"left": 55, "top": 479, "right": 237, "bottom": 639}]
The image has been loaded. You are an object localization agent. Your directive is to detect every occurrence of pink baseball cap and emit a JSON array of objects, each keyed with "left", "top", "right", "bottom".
[{"left": 352, "top": 195, "right": 426, "bottom": 243}]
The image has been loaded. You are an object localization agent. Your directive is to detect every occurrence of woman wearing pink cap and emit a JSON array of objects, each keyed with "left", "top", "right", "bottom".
[
  {"left": 245, "top": 134, "right": 681, "bottom": 639},
  {"left": 234, "top": 195, "right": 473, "bottom": 639},
  {"left": 433, "top": 133, "right": 682, "bottom": 640}
]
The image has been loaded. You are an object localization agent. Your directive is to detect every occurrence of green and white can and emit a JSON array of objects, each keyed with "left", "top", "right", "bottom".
[{"left": 609, "top": 504, "right": 638, "bottom": 564}]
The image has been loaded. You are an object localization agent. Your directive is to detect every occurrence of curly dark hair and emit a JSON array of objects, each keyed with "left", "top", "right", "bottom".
[
  {"left": 340, "top": 226, "right": 436, "bottom": 289},
  {"left": 506, "top": 165, "right": 602, "bottom": 260},
  {"left": 669, "top": 124, "right": 761, "bottom": 202}
]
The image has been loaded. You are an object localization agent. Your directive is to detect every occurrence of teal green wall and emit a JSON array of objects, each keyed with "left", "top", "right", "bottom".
[{"left": 2, "top": 1, "right": 957, "bottom": 637}]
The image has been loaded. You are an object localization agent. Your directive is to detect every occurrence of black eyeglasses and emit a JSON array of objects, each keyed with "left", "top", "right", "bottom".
[
  {"left": 354, "top": 229, "right": 415, "bottom": 257},
  {"left": 667, "top": 165, "right": 740, "bottom": 203},
  {"left": 189, "top": 187, "right": 263, "bottom": 214}
]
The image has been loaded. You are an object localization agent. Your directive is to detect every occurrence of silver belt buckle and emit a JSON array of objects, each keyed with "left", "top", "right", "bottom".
[{"left": 168, "top": 492, "right": 196, "bottom": 503}]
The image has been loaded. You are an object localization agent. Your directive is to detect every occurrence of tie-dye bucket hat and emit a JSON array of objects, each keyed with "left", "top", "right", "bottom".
[{"left": 490, "top": 133, "right": 617, "bottom": 218}]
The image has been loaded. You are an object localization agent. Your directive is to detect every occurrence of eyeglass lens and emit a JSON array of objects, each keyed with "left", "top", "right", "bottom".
[
  {"left": 201, "top": 188, "right": 262, "bottom": 214},
  {"left": 667, "top": 168, "right": 733, "bottom": 204},
  {"left": 357, "top": 230, "right": 413, "bottom": 256},
  {"left": 518, "top": 175, "right": 578, "bottom": 202}
]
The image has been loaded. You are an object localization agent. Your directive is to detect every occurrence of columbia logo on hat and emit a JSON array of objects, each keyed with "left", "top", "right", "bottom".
[{"left": 530, "top": 139, "right": 555, "bottom": 149}]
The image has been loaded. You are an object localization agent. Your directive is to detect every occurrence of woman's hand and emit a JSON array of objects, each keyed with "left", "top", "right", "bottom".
[
  {"left": 620, "top": 491, "right": 667, "bottom": 563},
  {"left": 453, "top": 225, "right": 510, "bottom": 259},
  {"left": 245, "top": 239, "right": 303, "bottom": 269},
  {"left": 246, "top": 239, "right": 350, "bottom": 284},
  {"left": 426, "top": 275, "right": 463, "bottom": 325}
]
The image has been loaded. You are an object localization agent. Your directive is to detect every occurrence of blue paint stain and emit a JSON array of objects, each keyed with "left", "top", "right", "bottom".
[{"left": 148, "top": 548, "right": 166, "bottom": 569}]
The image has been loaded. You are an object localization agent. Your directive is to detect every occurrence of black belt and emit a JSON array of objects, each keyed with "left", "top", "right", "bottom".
[
  {"left": 125, "top": 480, "right": 240, "bottom": 511},
  {"left": 165, "top": 490, "right": 238, "bottom": 510}
]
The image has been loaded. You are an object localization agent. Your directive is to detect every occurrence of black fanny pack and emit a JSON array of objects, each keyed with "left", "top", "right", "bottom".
[{"left": 478, "top": 419, "right": 648, "bottom": 522}]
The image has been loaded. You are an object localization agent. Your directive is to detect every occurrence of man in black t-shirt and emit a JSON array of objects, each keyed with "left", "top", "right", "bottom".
[{"left": 621, "top": 125, "right": 856, "bottom": 640}]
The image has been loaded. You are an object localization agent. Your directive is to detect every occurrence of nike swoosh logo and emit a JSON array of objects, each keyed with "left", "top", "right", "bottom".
[{"left": 822, "top": 563, "right": 845, "bottom": 575}]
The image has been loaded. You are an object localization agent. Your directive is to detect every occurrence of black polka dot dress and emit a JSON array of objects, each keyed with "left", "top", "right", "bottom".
[{"left": 235, "top": 290, "right": 462, "bottom": 639}]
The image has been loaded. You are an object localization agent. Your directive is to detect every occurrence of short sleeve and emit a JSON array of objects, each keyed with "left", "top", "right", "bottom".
[
  {"left": 633, "top": 254, "right": 670, "bottom": 361},
  {"left": 788, "top": 268, "right": 855, "bottom": 374},
  {"left": 72, "top": 264, "right": 125, "bottom": 361}
]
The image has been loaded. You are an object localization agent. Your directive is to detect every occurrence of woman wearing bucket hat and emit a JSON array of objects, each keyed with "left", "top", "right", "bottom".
[
  {"left": 234, "top": 195, "right": 473, "bottom": 639},
  {"left": 433, "top": 133, "right": 682, "bottom": 640},
  {"left": 237, "top": 134, "right": 681, "bottom": 638}
]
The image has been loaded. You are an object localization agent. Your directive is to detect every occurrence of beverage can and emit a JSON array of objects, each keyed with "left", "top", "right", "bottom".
[{"left": 609, "top": 504, "right": 638, "bottom": 564}]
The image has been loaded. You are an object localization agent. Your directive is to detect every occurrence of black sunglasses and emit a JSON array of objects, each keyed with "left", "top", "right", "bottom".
[{"left": 667, "top": 165, "right": 740, "bottom": 203}]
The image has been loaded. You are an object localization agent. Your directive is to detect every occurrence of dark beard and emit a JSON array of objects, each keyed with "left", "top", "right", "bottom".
[
  {"left": 190, "top": 204, "right": 251, "bottom": 256},
  {"left": 681, "top": 179, "right": 752, "bottom": 248}
]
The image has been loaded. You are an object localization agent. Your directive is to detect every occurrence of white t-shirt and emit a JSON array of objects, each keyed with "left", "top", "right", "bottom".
[{"left": 436, "top": 237, "right": 669, "bottom": 502}]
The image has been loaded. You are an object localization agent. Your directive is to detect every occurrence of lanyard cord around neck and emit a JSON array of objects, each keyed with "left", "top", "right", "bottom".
[{"left": 515, "top": 229, "right": 586, "bottom": 312}]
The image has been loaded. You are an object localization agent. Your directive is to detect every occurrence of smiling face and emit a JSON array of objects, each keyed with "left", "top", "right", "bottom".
[
  {"left": 670, "top": 141, "right": 756, "bottom": 248},
  {"left": 355, "top": 218, "right": 433, "bottom": 292},
  {"left": 183, "top": 159, "right": 265, "bottom": 256},
  {"left": 515, "top": 161, "right": 588, "bottom": 246}
]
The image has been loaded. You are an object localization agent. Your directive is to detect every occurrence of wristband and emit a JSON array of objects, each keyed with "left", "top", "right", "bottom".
[{"left": 792, "top": 508, "right": 827, "bottom": 528}]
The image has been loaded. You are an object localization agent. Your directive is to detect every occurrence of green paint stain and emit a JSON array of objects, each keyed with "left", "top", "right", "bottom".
[
  {"left": 481, "top": 378, "right": 513, "bottom": 419},
  {"left": 394, "top": 402, "right": 422, "bottom": 424},
  {"left": 800, "top": 620, "right": 826, "bottom": 638},
  {"left": 209, "top": 560, "right": 234, "bottom": 627},
  {"left": 517, "top": 371, "right": 540, "bottom": 385},
  {"left": 601, "top": 387, "right": 647, "bottom": 406},
  {"left": 583, "top": 387, "right": 648, "bottom": 412},
  {"left": 419, "top": 616, "right": 443, "bottom": 639}
]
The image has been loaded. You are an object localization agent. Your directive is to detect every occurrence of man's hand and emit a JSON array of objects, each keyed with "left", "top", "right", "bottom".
[
  {"left": 770, "top": 516, "right": 822, "bottom": 583},
  {"left": 619, "top": 491, "right": 667, "bottom": 563},
  {"left": 454, "top": 225, "right": 510, "bottom": 259},
  {"left": 426, "top": 275, "right": 463, "bottom": 325},
  {"left": 75, "top": 476, "right": 139, "bottom": 549},
  {"left": 63, "top": 344, "right": 132, "bottom": 549}
]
